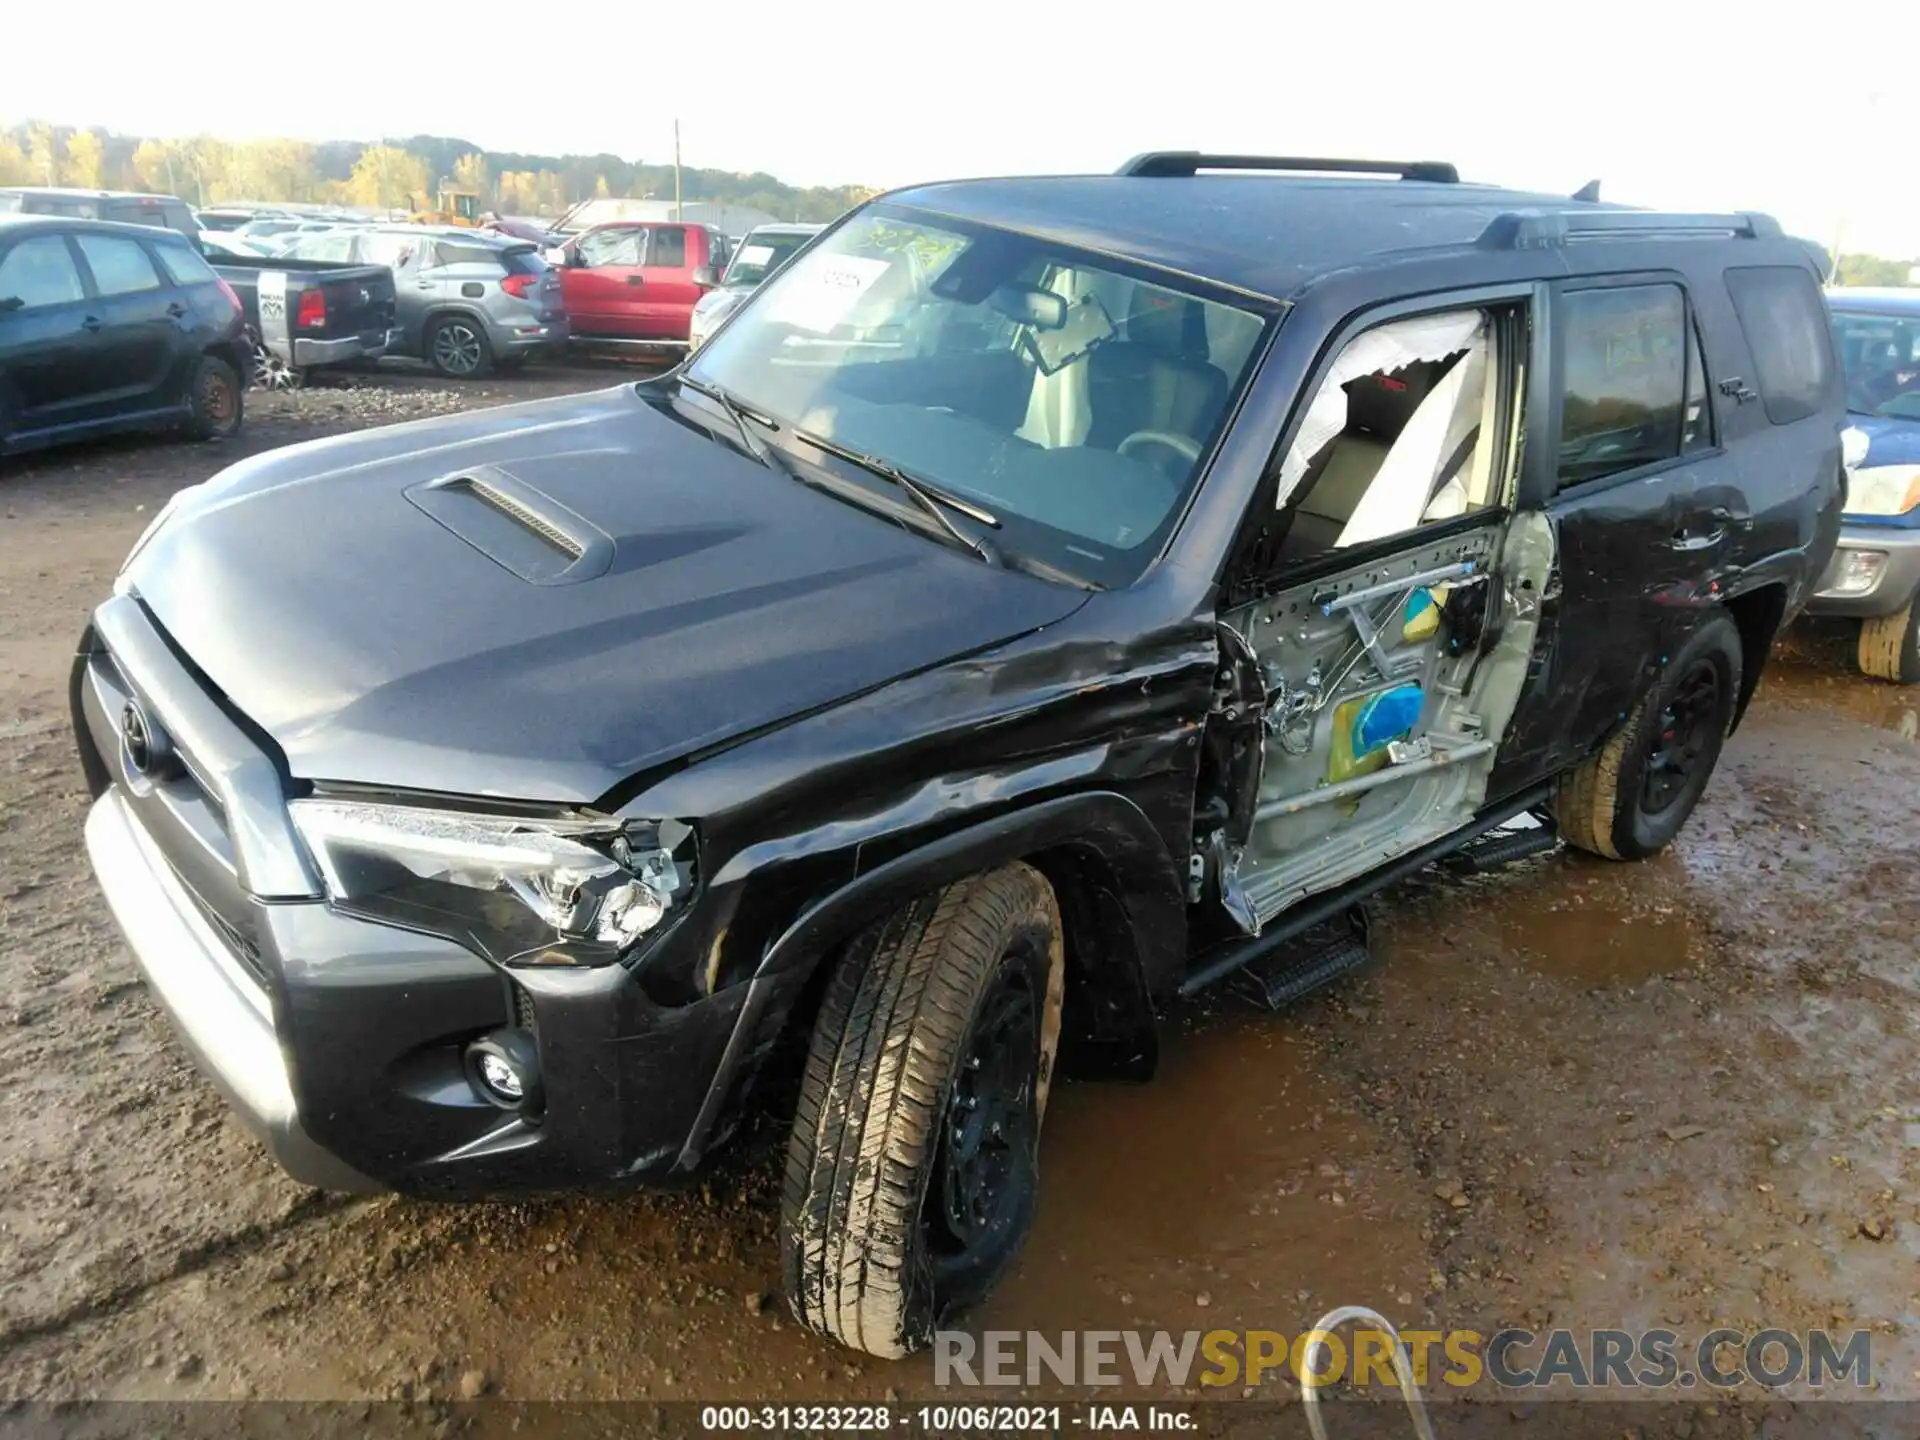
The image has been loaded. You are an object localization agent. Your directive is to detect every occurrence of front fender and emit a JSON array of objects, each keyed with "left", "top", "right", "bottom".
[{"left": 673, "top": 789, "right": 1186, "bottom": 1171}]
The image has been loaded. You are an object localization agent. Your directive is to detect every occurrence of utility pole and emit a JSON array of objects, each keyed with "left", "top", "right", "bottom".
[{"left": 673, "top": 119, "right": 683, "bottom": 223}]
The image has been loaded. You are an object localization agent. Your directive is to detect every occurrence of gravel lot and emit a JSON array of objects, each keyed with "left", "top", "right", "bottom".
[{"left": 1, "top": 366, "right": 1915, "bottom": 1429}]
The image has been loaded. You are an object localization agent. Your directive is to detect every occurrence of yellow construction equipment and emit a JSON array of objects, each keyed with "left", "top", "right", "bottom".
[{"left": 408, "top": 189, "right": 482, "bottom": 226}]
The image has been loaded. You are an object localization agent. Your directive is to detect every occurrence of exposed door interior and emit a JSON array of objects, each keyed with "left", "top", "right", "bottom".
[{"left": 1210, "top": 300, "right": 1554, "bottom": 932}]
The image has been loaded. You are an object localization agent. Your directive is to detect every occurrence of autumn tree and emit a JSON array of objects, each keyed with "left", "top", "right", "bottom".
[
  {"left": 25, "top": 122, "right": 59, "bottom": 186},
  {"left": 347, "top": 144, "right": 429, "bottom": 211},
  {"left": 62, "top": 129, "right": 104, "bottom": 189},
  {"left": 0, "top": 137, "right": 30, "bottom": 186}
]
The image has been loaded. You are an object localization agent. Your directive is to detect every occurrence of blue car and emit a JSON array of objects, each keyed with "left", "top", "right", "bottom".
[{"left": 1815, "top": 287, "right": 1920, "bottom": 680}]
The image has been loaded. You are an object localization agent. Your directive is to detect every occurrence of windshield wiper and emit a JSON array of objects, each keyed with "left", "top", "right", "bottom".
[
  {"left": 677, "top": 375, "right": 794, "bottom": 478},
  {"left": 793, "top": 428, "right": 1002, "bottom": 568}
]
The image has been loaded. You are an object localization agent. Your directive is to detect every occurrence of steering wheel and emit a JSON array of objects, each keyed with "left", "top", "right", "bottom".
[{"left": 1117, "top": 429, "right": 1203, "bottom": 473}]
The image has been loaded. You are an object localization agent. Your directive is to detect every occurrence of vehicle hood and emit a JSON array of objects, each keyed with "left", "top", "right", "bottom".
[
  {"left": 126, "top": 385, "right": 1087, "bottom": 803},
  {"left": 1849, "top": 412, "right": 1920, "bottom": 469}
]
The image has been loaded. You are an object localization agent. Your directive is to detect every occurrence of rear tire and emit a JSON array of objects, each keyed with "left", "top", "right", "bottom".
[
  {"left": 1554, "top": 614, "right": 1742, "bottom": 860},
  {"left": 782, "top": 863, "right": 1064, "bottom": 1358},
  {"left": 1857, "top": 599, "right": 1920, "bottom": 684},
  {"left": 185, "top": 355, "right": 244, "bottom": 441},
  {"left": 426, "top": 315, "right": 493, "bottom": 378}
]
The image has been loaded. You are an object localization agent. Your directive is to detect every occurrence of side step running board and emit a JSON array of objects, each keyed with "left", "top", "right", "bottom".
[
  {"left": 1180, "top": 783, "right": 1552, "bottom": 998},
  {"left": 1231, "top": 906, "right": 1371, "bottom": 1011},
  {"left": 1441, "top": 816, "right": 1560, "bottom": 874}
]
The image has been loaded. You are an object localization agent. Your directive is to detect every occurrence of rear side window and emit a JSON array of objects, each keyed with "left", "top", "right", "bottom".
[
  {"left": 650, "top": 226, "right": 687, "bottom": 268},
  {"left": 1724, "top": 265, "right": 1834, "bottom": 425},
  {"left": 437, "top": 243, "right": 503, "bottom": 268},
  {"left": 0, "top": 235, "right": 85, "bottom": 308},
  {"left": 1555, "top": 283, "right": 1692, "bottom": 489},
  {"left": 75, "top": 234, "right": 161, "bottom": 296},
  {"left": 154, "top": 241, "right": 216, "bottom": 286}
]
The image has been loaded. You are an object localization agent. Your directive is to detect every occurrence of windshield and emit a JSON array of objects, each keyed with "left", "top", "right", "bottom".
[
  {"left": 686, "top": 207, "right": 1268, "bottom": 586},
  {"left": 1832, "top": 308, "right": 1920, "bottom": 418},
  {"left": 724, "top": 230, "right": 818, "bottom": 289}
]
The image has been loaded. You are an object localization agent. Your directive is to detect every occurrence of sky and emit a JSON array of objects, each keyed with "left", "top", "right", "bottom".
[{"left": 10, "top": 0, "right": 1916, "bottom": 256}]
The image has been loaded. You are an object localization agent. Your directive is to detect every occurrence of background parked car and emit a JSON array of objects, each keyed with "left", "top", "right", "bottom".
[
  {"left": 196, "top": 240, "right": 399, "bottom": 389},
  {"left": 0, "top": 215, "right": 245, "bottom": 456},
  {"left": 0, "top": 188, "right": 199, "bottom": 238},
  {"left": 548, "top": 221, "right": 728, "bottom": 346},
  {"left": 1810, "top": 286, "right": 1920, "bottom": 682},
  {"left": 196, "top": 206, "right": 294, "bottom": 233},
  {"left": 278, "top": 225, "right": 567, "bottom": 377},
  {"left": 687, "top": 222, "right": 823, "bottom": 349}
]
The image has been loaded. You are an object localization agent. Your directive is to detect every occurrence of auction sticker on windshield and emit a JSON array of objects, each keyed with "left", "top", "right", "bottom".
[{"left": 762, "top": 253, "right": 891, "bottom": 333}]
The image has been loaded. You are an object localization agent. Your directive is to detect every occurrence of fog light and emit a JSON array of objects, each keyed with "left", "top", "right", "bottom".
[
  {"left": 1821, "top": 549, "right": 1889, "bottom": 598},
  {"left": 464, "top": 1029, "right": 542, "bottom": 1112}
]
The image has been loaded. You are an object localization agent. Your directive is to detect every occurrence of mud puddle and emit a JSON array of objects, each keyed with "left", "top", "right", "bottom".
[{"left": 983, "top": 1010, "right": 1427, "bottom": 1346}]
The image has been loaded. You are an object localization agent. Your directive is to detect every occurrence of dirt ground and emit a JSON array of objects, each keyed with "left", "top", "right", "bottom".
[{"left": 1, "top": 368, "right": 1915, "bottom": 1426}]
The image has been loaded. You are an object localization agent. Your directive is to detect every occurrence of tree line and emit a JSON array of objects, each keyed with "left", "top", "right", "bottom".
[{"left": 0, "top": 123, "right": 876, "bottom": 223}]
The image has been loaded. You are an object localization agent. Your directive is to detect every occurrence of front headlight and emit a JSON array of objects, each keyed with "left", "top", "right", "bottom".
[
  {"left": 1845, "top": 464, "right": 1920, "bottom": 517},
  {"left": 289, "top": 799, "right": 694, "bottom": 967}
]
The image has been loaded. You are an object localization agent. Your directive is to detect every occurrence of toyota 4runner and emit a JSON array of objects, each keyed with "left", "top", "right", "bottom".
[{"left": 74, "top": 153, "right": 1845, "bottom": 1359}]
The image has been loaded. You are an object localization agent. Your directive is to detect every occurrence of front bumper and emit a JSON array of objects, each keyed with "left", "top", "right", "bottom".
[
  {"left": 74, "top": 599, "right": 777, "bottom": 1197},
  {"left": 292, "top": 327, "right": 400, "bottom": 368},
  {"left": 85, "top": 790, "right": 379, "bottom": 1192},
  {"left": 1805, "top": 521, "right": 1920, "bottom": 618}
]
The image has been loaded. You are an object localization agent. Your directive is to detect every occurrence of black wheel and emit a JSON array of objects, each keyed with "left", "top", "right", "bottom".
[
  {"left": 782, "top": 863, "right": 1064, "bottom": 1358},
  {"left": 185, "top": 355, "right": 244, "bottom": 440},
  {"left": 426, "top": 315, "right": 492, "bottom": 378},
  {"left": 1554, "top": 614, "right": 1743, "bottom": 860},
  {"left": 1858, "top": 599, "right": 1920, "bottom": 684}
]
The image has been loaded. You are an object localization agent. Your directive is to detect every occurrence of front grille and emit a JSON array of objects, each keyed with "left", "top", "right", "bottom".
[
  {"left": 82, "top": 619, "right": 277, "bottom": 989},
  {"left": 173, "top": 862, "right": 272, "bottom": 988}
]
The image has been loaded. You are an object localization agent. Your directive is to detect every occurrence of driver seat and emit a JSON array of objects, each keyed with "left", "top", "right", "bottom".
[{"left": 1086, "top": 290, "right": 1230, "bottom": 454}]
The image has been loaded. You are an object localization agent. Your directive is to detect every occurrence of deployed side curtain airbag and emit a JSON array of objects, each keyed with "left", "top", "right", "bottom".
[
  {"left": 1339, "top": 333, "right": 1488, "bottom": 547},
  {"left": 1277, "top": 309, "right": 1485, "bottom": 505}
]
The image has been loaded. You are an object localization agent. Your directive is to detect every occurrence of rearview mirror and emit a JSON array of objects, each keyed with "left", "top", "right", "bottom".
[
  {"left": 989, "top": 282, "right": 1068, "bottom": 332},
  {"left": 543, "top": 246, "right": 569, "bottom": 267}
]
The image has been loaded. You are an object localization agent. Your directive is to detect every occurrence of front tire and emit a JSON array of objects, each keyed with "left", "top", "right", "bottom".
[
  {"left": 782, "top": 864, "right": 1064, "bottom": 1358},
  {"left": 426, "top": 315, "right": 493, "bottom": 378},
  {"left": 1858, "top": 599, "right": 1920, "bottom": 684},
  {"left": 184, "top": 354, "right": 244, "bottom": 440},
  {"left": 1554, "top": 614, "right": 1742, "bottom": 860}
]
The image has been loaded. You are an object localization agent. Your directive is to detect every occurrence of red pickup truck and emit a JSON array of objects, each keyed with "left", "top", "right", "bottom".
[{"left": 548, "top": 222, "right": 730, "bottom": 346}]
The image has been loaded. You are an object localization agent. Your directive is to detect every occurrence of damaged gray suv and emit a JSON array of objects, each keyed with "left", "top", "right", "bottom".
[{"left": 75, "top": 153, "right": 1844, "bottom": 1358}]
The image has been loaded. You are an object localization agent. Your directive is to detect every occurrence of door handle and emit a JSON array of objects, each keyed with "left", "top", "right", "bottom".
[
  {"left": 81, "top": 315, "right": 102, "bottom": 332},
  {"left": 625, "top": 275, "right": 646, "bottom": 287},
  {"left": 1670, "top": 528, "right": 1724, "bottom": 552},
  {"left": 166, "top": 301, "right": 188, "bottom": 318}
]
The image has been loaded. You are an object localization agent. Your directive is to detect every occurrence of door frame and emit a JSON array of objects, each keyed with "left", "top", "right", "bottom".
[{"left": 1220, "top": 279, "right": 1545, "bottom": 602}]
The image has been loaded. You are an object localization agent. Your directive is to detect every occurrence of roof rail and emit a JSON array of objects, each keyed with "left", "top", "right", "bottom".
[
  {"left": 1478, "top": 208, "right": 1784, "bottom": 249},
  {"left": 1117, "top": 152, "right": 1460, "bottom": 184}
]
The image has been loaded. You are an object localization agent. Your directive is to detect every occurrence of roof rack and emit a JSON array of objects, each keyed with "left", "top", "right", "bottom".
[
  {"left": 1117, "top": 152, "right": 1460, "bottom": 184},
  {"left": 1478, "top": 208, "right": 1783, "bottom": 250}
]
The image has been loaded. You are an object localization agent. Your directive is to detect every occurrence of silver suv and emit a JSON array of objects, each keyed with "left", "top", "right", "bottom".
[{"left": 280, "top": 225, "right": 568, "bottom": 377}]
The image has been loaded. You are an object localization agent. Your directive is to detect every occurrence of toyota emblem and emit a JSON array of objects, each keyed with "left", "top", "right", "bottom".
[{"left": 120, "top": 700, "right": 175, "bottom": 778}]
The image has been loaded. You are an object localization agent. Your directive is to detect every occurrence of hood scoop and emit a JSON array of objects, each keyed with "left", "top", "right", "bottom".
[{"left": 405, "top": 465, "right": 614, "bottom": 585}]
